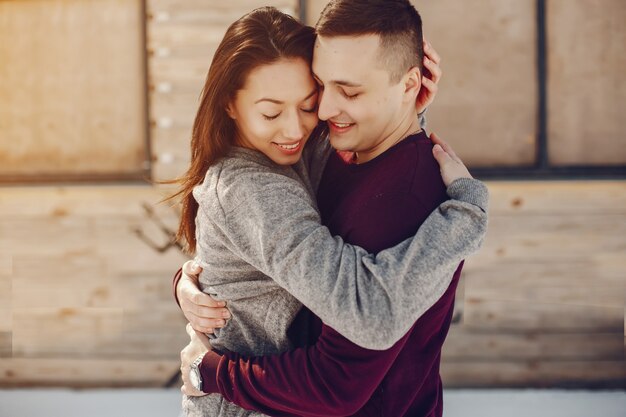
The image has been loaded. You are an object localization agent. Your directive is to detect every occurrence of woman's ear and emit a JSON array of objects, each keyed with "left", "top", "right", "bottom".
[
  {"left": 225, "top": 103, "right": 236, "bottom": 120},
  {"left": 402, "top": 66, "right": 422, "bottom": 102}
]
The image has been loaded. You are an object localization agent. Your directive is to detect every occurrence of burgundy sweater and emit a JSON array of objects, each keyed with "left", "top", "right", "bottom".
[{"left": 198, "top": 132, "right": 462, "bottom": 416}]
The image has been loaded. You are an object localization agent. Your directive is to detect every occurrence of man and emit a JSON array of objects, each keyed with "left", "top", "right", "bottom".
[{"left": 179, "top": 1, "right": 483, "bottom": 415}]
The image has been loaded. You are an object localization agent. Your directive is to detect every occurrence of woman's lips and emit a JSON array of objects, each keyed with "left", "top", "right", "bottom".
[{"left": 272, "top": 140, "right": 302, "bottom": 155}]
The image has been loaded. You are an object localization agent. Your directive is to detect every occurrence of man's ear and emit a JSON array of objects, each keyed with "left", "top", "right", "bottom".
[{"left": 402, "top": 66, "right": 422, "bottom": 102}]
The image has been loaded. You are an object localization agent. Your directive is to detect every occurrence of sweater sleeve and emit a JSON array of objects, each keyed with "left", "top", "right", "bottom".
[
  {"left": 213, "top": 177, "right": 488, "bottom": 350},
  {"left": 202, "top": 324, "right": 413, "bottom": 416},
  {"left": 198, "top": 186, "right": 459, "bottom": 415}
]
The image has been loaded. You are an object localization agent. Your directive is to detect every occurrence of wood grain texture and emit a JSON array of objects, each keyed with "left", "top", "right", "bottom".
[
  {"left": 0, "top": 186, "right": 188, "bottom": 381},
  {"left": 414, "top": 0, "right": 537, "bottom": 167},
  {"left": 1, "top": 180, "right": 624, "bottom": 387},
  {"left": 547, "top": 0, "right": 626, "bottom": 165},
  {"left": 441, "top": 360, "right": 626, "bottom": 389},
  {"left": 443, "top": 329, "right": 624, "bottom": 361},
  {"left": 0, "top": 0, "right": 149, "bottom": 179},
  {"left": 0, "top": 358, "right": 179, "bottom": 388}
]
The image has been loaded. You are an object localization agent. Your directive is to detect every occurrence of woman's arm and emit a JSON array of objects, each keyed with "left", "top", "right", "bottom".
[{"left": 206, "top": 173, "right": 487, "bottom": 350}]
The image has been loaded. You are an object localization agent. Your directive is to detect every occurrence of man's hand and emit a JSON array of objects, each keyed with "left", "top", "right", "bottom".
[
  {"left": 416, "top": 39, "right": 442, "bottom": 114},
  {"left": 177, "top": 260, "right": 230, "bottom": 334},
  {"left": 181, "top": 323, "right": 211, "bottom": 397},
  {"left": 431, "top": 133, "right": 473, "bottom": 187}
]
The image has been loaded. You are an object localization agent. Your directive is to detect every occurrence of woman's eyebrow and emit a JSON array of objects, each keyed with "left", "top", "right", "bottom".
[{"left": 254, "top": 88, "right": 317, "bottom": 105}]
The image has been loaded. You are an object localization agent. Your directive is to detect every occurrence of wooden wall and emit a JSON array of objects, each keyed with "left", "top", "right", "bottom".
[
  {"left": 0, "top": 0, "right": 149, "bottom": 181},
  {"left": 442, "top": 181, "right": 626, "bottom": 388},
  {"left": 1, "top": 182, "right": 624, "bottom": 388},
  {"left": 0, "top": 186, "right": 188, "bottom": 386},
  {"left": 547, "top": 0, "right": 626, "bottom": 166},
  {"left": 0, "top": 0, "right": 624, "bottom": 389}
]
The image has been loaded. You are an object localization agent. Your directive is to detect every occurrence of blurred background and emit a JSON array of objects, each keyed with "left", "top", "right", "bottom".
[{"left": 0, "top": 0, "right": 625, "bottom": 415}]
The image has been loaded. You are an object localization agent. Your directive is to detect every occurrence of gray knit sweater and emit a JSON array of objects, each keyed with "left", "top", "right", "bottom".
[{"left": 182, "top": 136, "right": 489, "bottom": 417}]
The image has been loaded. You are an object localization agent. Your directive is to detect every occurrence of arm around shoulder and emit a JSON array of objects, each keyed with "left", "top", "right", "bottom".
[{"left": 215, "top": 174, "right": 488, "bottom": 350}]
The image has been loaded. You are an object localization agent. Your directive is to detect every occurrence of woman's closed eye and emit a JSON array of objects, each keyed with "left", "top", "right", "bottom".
[
  {"left": 262, "top": 113, "right": 281, "bottom": 121},
  {"left": 301, "top": 105, "right": 317, "bottom": 114}
]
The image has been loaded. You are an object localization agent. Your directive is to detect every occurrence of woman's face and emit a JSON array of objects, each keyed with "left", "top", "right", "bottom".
[{"left": 228, "top": 58, "right": 319, "bottom": 165}]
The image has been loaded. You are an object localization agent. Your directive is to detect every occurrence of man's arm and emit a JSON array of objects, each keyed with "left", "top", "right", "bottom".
[
  {"left": 203, "top": 324, "right": 412, "bottom": 416},
  {"left": 193, "top": 192, "right": 462, "bottom": 415},
  {"left": 211, "top": 173, "right": 486, "bottom": 350}
]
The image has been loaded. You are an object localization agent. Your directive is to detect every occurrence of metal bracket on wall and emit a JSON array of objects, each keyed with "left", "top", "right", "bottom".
[
  {"left": 131, "top": 202, "right": 184, "bottom": 254},
  {"left": 298, "top": 0, "right": 307, "bottom": 23}
]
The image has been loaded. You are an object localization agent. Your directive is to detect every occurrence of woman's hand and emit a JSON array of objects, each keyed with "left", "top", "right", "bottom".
[
  {"left": 177, "top": 261, "right": 231, "bottom": 334},
  {"left": 431, "top": 133, "right": 473, "bottom": 187},
  {"left": 416, "top": 39, "right": 442, "bottom": 114},
  {"left": 181, "top": 323, "right": 211, "bottom": 397}
]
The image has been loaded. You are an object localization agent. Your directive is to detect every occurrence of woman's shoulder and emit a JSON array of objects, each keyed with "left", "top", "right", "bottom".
[{"left": 194, "top": 149, "right": 307, "bottom": 214}]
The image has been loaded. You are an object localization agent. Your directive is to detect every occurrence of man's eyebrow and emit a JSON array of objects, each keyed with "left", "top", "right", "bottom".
[
  {"left": 333, "top": 80, "right": 362, "bottom": 88},
  {"left": 311, "top": 72, "right": 361, "bottom": 88},
  {"left": 254, "top": 88, "right": 318, "bottom": 105}
]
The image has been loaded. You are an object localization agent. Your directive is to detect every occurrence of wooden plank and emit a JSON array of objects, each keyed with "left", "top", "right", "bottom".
[
  {"left": 150, "top": 91, "right": 203, "bottom": 129},
  {"left": 149, "top": 59, "right": 209, "bottom": 87},
  {"left": 150, "top": 91, "right": 203, "bottom": 116},
  {"left": 149, "top": 24, "right": 230, "bottom": 46},
  {"left": 11, "top": 307, "right": 125, "bottom": 358},
  {"left": 486, "top": 182, "right": 626, "bottom": 215},
  {"left": 148, "top": 0, "right": 295, "bottom": 12},
  {"left": 148, "top": 8, "right": 297, "bottom": 27},
  {"left": 0, "top": 215, "right": 187, "bottom": 271},
  {"left": 0, "top": 186, "right": 189, "bottom": 364},
  {"left": 463, "top": 299, "right": 623, "bottom": 332},
  {"left": 11, "top": 307, "right": 187, "bottom": 359},
  {"left": 11, "top": 254, "right": 113, "bottom": 309},
  {"left": 472, "top": 214, "right": 626, "bottom": 263},
  {"left": 147, "top": 43, "right": 220, "bottom": 65},
  {"left": 0, "top": 332, "right": 10, "bottom": 358},
  {"left": 464, "top": 260, "right": 624, "bottom": 289},
  {"left": 150, "top": 130, "right": 192, "bottom": 183},
  {"left": 441, "top": 360, "right": 626, "bottom": 388},
  {"left": 0, "top": 358, "right": 179, "bottom": 388},
  {"left": 416, "top": 0, "right": 537, "bottom": 167},
  {"left": 0, "top": 0, "right": 148, "bottom": 179},
  {"left": 463, "top": 263, "right": 624, "bottom": 308},
  {"left": 547, "top": 0, "right": 626, "bottom": 165},
  {"left": 152, "top": 161, "right": 191, "bottom": 185},
  {"left": 0, "top": 186, "right": 177, "bottom": 218},
  {"left": 0, "top": 272, "right": 11, "bottom": 333},
  {"left": 443, "top": 328, "right": 624, "bottom": 361}
]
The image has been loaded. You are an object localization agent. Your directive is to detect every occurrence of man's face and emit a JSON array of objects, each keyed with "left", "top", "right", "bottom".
[{"left": 312, "top": 34, "right": 407, "bottom": 154}]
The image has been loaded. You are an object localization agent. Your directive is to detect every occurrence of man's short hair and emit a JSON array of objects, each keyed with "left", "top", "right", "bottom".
[{"left": 315, "top": 0, "right": 423, "bottom": 83}]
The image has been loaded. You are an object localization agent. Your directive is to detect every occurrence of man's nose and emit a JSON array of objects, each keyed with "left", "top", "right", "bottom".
[{"left": 316, "top": 89, "right": 339, "bottom": 121}]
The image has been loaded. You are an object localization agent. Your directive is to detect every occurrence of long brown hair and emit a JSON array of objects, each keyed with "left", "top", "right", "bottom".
[{"left": 168, "top": 7, "right": 315, "bottom": 254}]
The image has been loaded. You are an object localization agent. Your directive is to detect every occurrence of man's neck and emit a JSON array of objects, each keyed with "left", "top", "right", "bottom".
[{"left": 354, "top": 112, "right": 422, "bottom": 164}]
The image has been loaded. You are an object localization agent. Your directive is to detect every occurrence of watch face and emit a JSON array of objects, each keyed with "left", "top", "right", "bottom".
[{"left": 190, "top": 369, "right": 200, "bottom": 390}]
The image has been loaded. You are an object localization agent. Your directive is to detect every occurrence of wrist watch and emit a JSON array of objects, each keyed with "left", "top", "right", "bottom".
[{"left": 189, "top": 354, "right": 204, "bottom": 392}]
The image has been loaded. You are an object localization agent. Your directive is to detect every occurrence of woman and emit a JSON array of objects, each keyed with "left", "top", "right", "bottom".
[{"left": 171, "top": 7, "right": 487, "bottom": 416}]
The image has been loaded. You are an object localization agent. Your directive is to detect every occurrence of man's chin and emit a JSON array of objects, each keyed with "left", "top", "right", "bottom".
[{"left": 329, "top": 134, "right": 355, "bottom": 152}]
